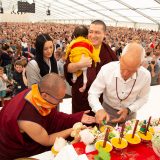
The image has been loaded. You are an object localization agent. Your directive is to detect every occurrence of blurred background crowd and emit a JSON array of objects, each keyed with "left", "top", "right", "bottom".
[{"left": 0, "top": 22, "right": 160, "bottom": 107}]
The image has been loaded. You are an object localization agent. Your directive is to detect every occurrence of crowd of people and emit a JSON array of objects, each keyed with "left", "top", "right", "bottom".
[
  {"left": 0, "top": 20, "right": 160, "bottom": 159},
  {"left": 0, "top": 22, "right": 159, "bottom": 105}
]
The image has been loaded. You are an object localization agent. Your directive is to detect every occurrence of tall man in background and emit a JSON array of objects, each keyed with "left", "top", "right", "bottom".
[{"left": 64, "top": 20, "right": 118, "bottom": 114}]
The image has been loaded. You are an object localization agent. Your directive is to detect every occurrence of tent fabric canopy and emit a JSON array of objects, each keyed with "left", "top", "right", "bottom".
[{"left": 1, "top": 0, "right": 160, "bottom": 29}]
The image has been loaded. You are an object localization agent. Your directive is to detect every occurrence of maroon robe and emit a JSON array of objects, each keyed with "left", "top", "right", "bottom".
[
  {"left": 64, "top": 42, "right": 118, "bottom": 113},
  {"left": 0, "top": 89, "right": 84, "bottom": 160}
]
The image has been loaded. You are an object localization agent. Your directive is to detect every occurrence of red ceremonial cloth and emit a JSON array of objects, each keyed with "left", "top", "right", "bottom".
[{"left": 73, "top": 142, "right": 160, "bottom": 160}]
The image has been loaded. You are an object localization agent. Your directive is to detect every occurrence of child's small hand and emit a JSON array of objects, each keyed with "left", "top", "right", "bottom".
[{"left": 79, "top": 54, "right": 92, "bottom": 68}]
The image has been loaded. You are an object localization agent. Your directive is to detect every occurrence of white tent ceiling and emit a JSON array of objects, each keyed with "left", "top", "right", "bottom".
[{"left": 1, "top": 0, "right": 160, "bottom": 30}]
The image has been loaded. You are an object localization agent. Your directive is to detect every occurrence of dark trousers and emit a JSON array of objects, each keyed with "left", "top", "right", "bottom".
[{"left": 102, "top": 102, "right": 136, "bottom": 126}]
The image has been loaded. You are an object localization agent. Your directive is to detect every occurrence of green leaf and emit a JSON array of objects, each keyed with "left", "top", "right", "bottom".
[{"left": 95, "top": 146, "right": 111, "bottom": 160}]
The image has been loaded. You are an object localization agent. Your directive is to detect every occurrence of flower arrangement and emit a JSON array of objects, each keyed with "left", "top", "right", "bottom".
[
  {"left": 151, "top": 119, "right": 160, "bottom": 127},
  {"left": 151, "top": 125, "right": 160, "bottom": 157},
  {"left": 124, "top": 119, "right": 142, "bottom": 134}
]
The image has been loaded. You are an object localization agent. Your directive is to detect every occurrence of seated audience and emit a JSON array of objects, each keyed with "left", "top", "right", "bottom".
[
  {"left": 57, "top": 51, "right": 66, "bottom": 79},
  {"left": 0, "top": 66, "right": 11, "bottom": 107},
  {"left": 13, "top": 60, "right": 28, "bottom": 95},
  {"left": 22, "top": 41, "right": 35, "bottom": 60},
  {"left": 147, "top": 58, "right": 160, "bottom": 86}
]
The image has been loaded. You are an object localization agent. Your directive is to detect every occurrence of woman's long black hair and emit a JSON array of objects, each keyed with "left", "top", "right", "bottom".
[{"left": 35, "top": 33, "right": 58, "bottom": 77}]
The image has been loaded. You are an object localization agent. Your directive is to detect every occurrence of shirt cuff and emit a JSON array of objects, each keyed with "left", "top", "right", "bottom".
[
  {"left": 128, "top": 104, "right": 136, "bottom": 113},
  {"left": 92, "top": 105, "right": 104, "bottom": 113}
]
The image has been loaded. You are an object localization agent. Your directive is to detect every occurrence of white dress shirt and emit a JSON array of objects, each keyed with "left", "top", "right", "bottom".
[{"left": 88, "top": 61, "right": 151, "bottom": 113}]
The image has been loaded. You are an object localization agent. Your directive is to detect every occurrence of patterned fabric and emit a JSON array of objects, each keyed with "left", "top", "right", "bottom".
[
  {"left": 66, "top": 36, "right": 100, "bottom": 77},
  {"left": 73, "top": 142, "right": 160, "bottom": 160}
]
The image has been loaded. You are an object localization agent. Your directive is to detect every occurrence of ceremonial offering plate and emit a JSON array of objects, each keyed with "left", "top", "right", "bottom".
[
  {"left": 95, "top": 140, "right": 113, "bottom": 152},
  {"left": 111, "top": 137, "right": 128, "bottom": 150},
  {"left": 99, "top": 125, "right": 114, "bottom": 133},
  {"left": 125, "top": 133, "right": 141, "bottom": 145},
  {"left": 138, "top": 131, "right": 152, "bottom": 142}
]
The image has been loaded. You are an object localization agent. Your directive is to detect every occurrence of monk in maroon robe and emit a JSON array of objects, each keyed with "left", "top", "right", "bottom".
[
  {"left": 64, "top": 20, "right": 118, "bottom": 113},
  {"left": 0, "top": 73, "right": 95, "bottom": 160}
]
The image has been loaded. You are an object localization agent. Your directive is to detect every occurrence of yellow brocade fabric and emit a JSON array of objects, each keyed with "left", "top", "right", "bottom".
[
  {"left": 66, "top": 37, "right": 100, "bottom": 77},
  {"left": 25, "top": 84, "right": 56, "bottom": 116}
]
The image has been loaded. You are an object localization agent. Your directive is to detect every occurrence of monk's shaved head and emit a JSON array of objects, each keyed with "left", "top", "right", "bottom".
[{"left": 39, "top": 73, "right": 66, "bottom": 97}]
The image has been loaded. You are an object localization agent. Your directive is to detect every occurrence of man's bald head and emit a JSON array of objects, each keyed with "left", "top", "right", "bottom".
[
  {"left": 120, "top": 43, "right": 145, "bottom": 80},
  {"left": 39, "top": 73, "right": 66, "bottom": 97},
  {"left": 121, "top": 43, "right": 145, "bottom": 67}
]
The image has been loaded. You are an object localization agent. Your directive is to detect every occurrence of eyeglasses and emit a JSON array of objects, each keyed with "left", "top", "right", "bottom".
[
  {"left": 38, "top": 84, "right": 64, "bottom": 105},
  {"left": 41, "top": 92, "right": 63, "bottom": 104},
  {"left": 47, "top": 92, "right": 63, "bottom": 102}
]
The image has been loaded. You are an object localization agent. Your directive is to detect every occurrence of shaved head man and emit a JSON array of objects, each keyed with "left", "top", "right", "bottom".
[
  {"left": 120, "top": 43, "right": 145, "bottom": 80},
  {"left": 0, "top": 73, "right": 96, "bottom": 159},
  {"left": 88, "top": 42, "right": 151, "bottom": 126}
]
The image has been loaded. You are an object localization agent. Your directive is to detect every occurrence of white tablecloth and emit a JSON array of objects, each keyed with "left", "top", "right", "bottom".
[{"left": 31, "top": 145, "right": 89, "bottom": 160}]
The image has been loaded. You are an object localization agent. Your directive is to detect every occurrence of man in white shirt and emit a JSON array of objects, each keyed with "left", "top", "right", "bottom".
[{"left": 88, "top": 43, "right": 151, "bottom": 125}]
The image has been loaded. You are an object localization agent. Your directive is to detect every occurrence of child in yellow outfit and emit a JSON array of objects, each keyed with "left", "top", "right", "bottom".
[{"left": 66, "top": 25, "right": 100, "bottom": 92}]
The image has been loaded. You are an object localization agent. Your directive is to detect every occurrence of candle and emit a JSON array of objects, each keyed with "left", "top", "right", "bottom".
[
  {"left": 145, "top": 116, "right": 152, "bottom": 136},
  {"left": 118, "top": 124, "right": 125, "bottom": 144},
  {"left": 103, "top": 127, "right": 110, "bottom": 148},
  {"left": 132, "top": 120, "right": 139, "bottom": 138}
]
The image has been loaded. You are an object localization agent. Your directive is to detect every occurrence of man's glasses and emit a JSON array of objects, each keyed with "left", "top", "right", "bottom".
[
  {"left": 38, "top": 84, "right": 63, "bottom": 105},
  {"left": 41, "top": 92, "right": 63, "bottom": 103}
]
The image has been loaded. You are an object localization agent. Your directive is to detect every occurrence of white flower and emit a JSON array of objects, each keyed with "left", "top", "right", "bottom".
[
  {"left": 152, "top": 131, "right": 160, "bottom": 157},
  {"left": 79, "top": 129, "right": 95, "bottom": 145},
  {"left": 72, "top": 122, "right": 83, "bottom": 130},
  {"left": 154, "top": 125, "right": 160, "bottom": 133},
  {"left": 152, "top": 132, "right": 160, "bottom": 149},
  {"left": 54, "top": 137, "right": 67, "bottom": 152}
]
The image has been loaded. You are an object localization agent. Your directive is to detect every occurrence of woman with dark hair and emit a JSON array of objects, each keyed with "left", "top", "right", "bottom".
[{"left": 26, "top": 34, "right": 58, "bottom": 87}]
